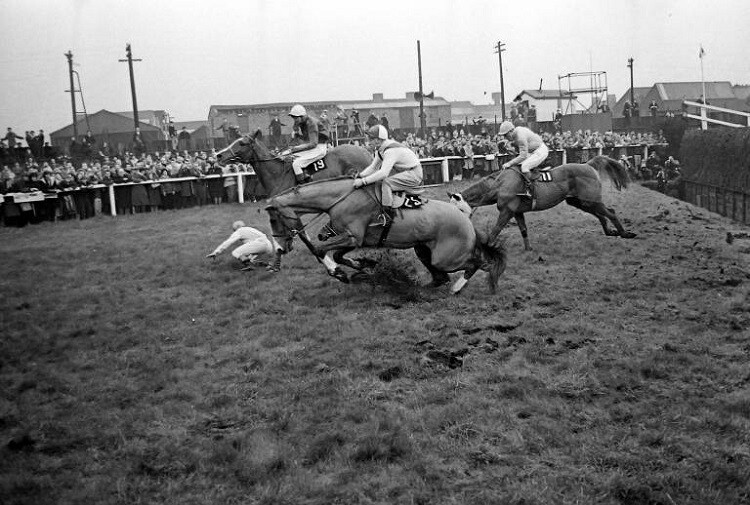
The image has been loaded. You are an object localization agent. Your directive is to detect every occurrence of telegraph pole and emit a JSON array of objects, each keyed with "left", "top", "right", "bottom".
[
  {"left": 119, "top": 43, "right": 142, "bottom": 130},
  {"left": 495, "top": 41, "right": 506, "bottom": 121},
  {"left": 627, "top": 57, "right": 634, "bottom": 106},
  {"left": 65, "top": 51, "right": 78, "bottom": 138},
  {"left": 417, "top": 40, "right": 426, "bottom": 137}
]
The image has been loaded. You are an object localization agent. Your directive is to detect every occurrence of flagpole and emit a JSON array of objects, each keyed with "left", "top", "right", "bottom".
[
  {"left": 700, "top": 46, "right": 706, "bottom": 104},
  {"left": 699, "top": 44, "right": 707, "bottom": 129}
]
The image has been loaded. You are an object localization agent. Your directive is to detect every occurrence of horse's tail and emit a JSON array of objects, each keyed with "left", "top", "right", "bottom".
[
  {"left": 474, "top": 227, "right": 507, "bottom": 294},
  {"left": 587, "top": 155, "right": 630, "bottom": 191}
]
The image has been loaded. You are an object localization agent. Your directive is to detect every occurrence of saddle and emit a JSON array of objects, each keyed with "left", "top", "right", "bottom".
[{"left": 373, "top": 192, "right": 426, "bottom": 246}]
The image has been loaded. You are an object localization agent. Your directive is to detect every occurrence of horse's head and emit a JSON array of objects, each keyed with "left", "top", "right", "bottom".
[
  {"left": 448, "top": 192, "right": 473, "bottom": 216},
  {"left": 214, "top": 135, "right": 253, "bottom": 166},
  {"left": 215, "top": 129, "right": 271, "bottom": 166},
  {"left": 265, "top": 204, "right": 298, "bottom": 254}
]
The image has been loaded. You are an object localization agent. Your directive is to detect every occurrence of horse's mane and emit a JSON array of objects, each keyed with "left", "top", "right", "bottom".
[{"left": 272, "top": 175, "right": 355, "bottom": 197}]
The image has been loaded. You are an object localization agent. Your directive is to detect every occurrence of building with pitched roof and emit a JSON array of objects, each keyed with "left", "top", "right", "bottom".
[{"left": 49, "top": 109, "right": 164, "bottom": 152}]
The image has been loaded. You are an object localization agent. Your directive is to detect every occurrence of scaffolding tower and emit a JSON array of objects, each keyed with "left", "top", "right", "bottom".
[{"left": 557, "top": 71, "right": 608, "bottom": 114}]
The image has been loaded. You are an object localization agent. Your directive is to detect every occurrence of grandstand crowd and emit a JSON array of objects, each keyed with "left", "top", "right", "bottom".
[{"left": 1, "top": 124, "right": 674, "bottom": 226}]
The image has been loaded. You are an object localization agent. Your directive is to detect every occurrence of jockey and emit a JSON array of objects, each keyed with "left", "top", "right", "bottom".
[
  {"left": 354, "top": 125, "right": 424, "bottom": 222},
  {"left": 281, "top": 104, "right": 330, "bottom": 184},
  {"left": 206, "top": 220, "right": 277, "bottom": 271},
  {"left": 498, "top": 120, "right": 549, "bottom": 198}
]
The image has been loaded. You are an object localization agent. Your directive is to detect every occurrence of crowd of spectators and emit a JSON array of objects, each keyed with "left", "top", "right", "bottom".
[
  {"left": 1, "top": 144, "right": 262, "bottom": 226},
  {"left": 2, "top": 121, "right": 672, "bottom": 226}
]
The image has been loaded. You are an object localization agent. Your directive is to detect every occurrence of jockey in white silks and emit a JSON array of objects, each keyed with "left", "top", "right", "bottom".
[
  {"left": 280, "top": 104, "right": 330, "bottom": 184},
  {"left": 499, "top": 120, "right": 550, "bottom": 198},
  {"left": 353, "top": 125, "right": 424, "bottom": 222},
  {"left": 206, "top": 220, "right": 279, "bottom": 271}
]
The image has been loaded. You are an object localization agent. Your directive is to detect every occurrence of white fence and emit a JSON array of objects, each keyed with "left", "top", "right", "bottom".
[
  {"left": 683, "top": 100, "right": 750, "bottom": 130},
  {"left": 3, "top": 144, "right": 668, "bottom": 219}
]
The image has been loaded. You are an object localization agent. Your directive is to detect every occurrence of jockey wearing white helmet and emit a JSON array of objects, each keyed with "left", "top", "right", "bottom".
[
  {"left": 354, "top": 125, "right": 424, "bottom": 222},
  {"left": 281, "top": 104, "right": 330, "bottom": 184},
  {"left": 498, "top": 120, "right": 549, "bottom": 198},
  {"left": 206, "top": 220, "right": 279, "bottom": 271}
]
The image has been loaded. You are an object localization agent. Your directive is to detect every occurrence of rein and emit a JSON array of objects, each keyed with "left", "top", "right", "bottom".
[{"left": 286, "top": 186, "right": 357, "bottom": 237}]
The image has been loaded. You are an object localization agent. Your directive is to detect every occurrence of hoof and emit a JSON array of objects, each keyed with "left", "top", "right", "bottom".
[
  {"left": 450, "top": 276, "right": 468, "bottom": 294},
  {"left": 353, "top": 257, "right": 378, "bottom": 269},
  {"left": 621, "top": 231, "right": 637, "bottom": 239},
  {"left": 329, "top": 267, "right": 350, "bottom": 284}
]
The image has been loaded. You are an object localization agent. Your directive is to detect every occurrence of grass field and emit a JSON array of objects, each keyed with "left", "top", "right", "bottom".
[{"left": 1, "top": 181, "right": 749, "bottom": 504}]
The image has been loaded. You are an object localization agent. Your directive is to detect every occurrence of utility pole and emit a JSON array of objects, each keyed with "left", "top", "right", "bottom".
[
  {"left": 119, "top": 43, "right": 142, "bottom": 130},
  {"left": 495, "top": 41, "right": 506, "bottom": 121},
  {"left": 417, "top": 40, "right": 425, "bottom": 137},
  {"left": 627, "top": 57, "right": 634, "bottom": 106},
  {"left": 65, "top": 51, "right": 78, "bottom": 138}
]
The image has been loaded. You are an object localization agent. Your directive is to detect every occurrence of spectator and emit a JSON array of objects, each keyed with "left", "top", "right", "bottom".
[
  {"left": 269, "top": 115, "right": 285, "bottom": 148},
  {"left": 132, "top": 128, "right": 146, "bottom": 157},
  {"left": 623, "top": 101, "right": 632, "bottom": 119},
  {"left": 178, "top": 127, "right": 191, "bottom": 151},
  {"left": 5, "top": 128, "right": 23, "bottom": 158},
  {"left": 168, "top": 121, "right": 178, "bottom": 149},
  {"left": 380, "top": 113, "right": 389, "bottom": 131},
  {"left": 365, "top": 112, "right": 379, "bottom": 129},
  {"left": 632, "top": 101, "right": 640, "bottom": 118}
]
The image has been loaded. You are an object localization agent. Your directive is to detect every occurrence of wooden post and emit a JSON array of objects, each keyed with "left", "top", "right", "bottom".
[
  {"left": 237, "top": 174, "right": 244, "bottom": 204},
  {"left": 441, "top": 158, "right": 449, "bottom": 183},
  {"left": 108, "top": 185, "right": 116, "bottom": 216}
]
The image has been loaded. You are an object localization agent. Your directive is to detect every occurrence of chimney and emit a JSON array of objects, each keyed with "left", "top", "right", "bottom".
[{"left": 372, "top": 93, "right": 384, "bottom": 102}]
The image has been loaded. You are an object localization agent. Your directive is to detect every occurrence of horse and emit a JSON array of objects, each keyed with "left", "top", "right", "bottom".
[
  {"left": 449, "top": 155, "right": 637, "bottom": 251},
  {"left": 214, "top": 132, "right": 373, "bottom": 269},
  {"left": 214, "top": 131, "right": 372, "bottom": 197},
  {"left": 265, "top": 176, "right": 507, "bottom": 294}
]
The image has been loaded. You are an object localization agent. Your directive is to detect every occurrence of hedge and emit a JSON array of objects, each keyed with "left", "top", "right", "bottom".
[{"left": 680, "top": 128, "right": 750, "bottom": 191}]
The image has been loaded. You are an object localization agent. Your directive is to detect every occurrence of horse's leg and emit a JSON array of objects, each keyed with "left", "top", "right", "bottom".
[
  {"left": 491, "top": 203, "right": 519, "bottom": 247},
  {"left": 414, "top": 243, "right": 450, "bottom": 287},
  {"left": 514, "top": 213, "right": 532, "bottom": 251},
  {"left": 315, "top": 231, "right": 363, "bottom": 283},
  {"left": 450, "top": 265, "right": 478, "bottom": 295},
  {"left": 566, "top": 198, "right": 636, "bottom": 238},
  {"left": 333, "top": 247, "right": 376, "bottom": 270}
]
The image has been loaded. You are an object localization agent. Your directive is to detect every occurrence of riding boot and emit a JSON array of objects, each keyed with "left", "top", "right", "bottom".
[
  {"left": 295, "top": 172, "right": 310, "bottom": 185},
  {"left": 240, "top": 260, "right": 254, "bottom": 271},
  {"left": 520, "top": 172, "right": 533, "bottom": 198}
]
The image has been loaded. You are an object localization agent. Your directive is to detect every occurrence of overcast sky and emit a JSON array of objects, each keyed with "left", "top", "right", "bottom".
[{"left": 1, "top": 0, "right": 748, "bottom": 133}]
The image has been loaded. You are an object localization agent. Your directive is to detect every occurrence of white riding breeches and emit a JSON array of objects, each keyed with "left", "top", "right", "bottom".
[
  {"left": 231, "top": 237, "right": 274, "bottom": 262},
  {"left": 520, "top": 144, "right": 549, "bottom": 173},
  {"left": 292, "top": 144, "right": 328, "bottom": 174}
]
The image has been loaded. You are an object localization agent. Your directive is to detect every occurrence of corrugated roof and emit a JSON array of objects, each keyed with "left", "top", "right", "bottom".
[
  {"left": 655, "top": 81, "right": 735, "bottom": 100},
  {"left": 50, "top": 109, "right": 162, "bottom": 138}
]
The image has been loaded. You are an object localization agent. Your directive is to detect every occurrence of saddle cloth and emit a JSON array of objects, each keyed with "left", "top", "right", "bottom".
[{"left": 391, "top": 192, "right": 425, "bottom": 209}]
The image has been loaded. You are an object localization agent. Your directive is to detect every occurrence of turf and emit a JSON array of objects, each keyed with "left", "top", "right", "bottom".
[{"left": 1, "top": 182, "right": 749, "bottom": 504}]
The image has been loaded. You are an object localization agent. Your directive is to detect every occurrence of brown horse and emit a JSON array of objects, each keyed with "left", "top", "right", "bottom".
[
  {"left": 214, "top": 131, "right": 372, "bottom": 196},
  {"left": 266, "top": 176, "right": 507, "bottom": 294},
  {"left": 214, "top": 133, "right": 373, "bottom": 269},
  {"left": 449, "top": 155, "right": 637, "bottom": 250}
]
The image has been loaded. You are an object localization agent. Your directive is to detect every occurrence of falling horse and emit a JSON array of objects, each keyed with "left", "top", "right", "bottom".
[
  {"left": 266, "top": 176, "right": 507, "bottom": 294},
  {"left": 449, "top": 155, "right": 637, "bottom": 250},
  {"left": 214, "top": 132, "right": 373, "bottom": 268}
]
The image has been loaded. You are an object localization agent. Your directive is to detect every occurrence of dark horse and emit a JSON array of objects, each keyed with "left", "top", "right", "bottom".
[
  {"left": 214, "top": 132, "right": 373, "bottom": 269},
  {"left": 449, "top": 155, "right": 637, "bottom": 250},
  {"left": 215, "top": 131, "right": 372, "bottom": 197}
]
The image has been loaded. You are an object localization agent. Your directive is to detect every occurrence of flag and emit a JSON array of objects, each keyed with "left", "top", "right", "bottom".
[{"left": 699, "top": 45, "right": 706, "bottom": 59}]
